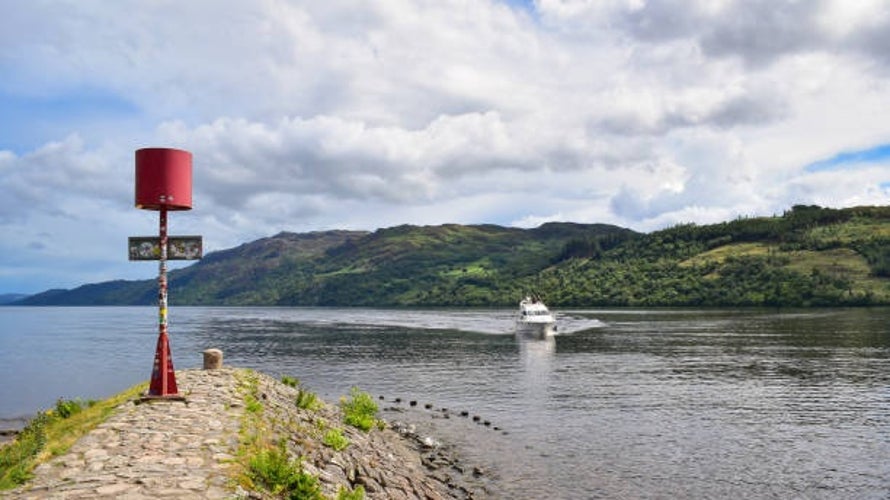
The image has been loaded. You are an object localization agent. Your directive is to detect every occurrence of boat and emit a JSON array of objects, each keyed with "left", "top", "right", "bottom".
[{"left": 515, "top": 295, "right": 557, "bottom": 339}]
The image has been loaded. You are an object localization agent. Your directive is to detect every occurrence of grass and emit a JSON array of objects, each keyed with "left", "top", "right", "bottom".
[
  {"left": 282, "top": 375, "right": 324, "bottom": 411},
  {"left": 337, "top": 485, "right": 366, "bottom": 500},
  {"left": 679, "top": 242, "right": 774, "bottom": 267},
  {"left": 0, "top": 384, "right": 147, "bottom": 490},
  {"left": 313, "top": 264, "right": 371, "bottom": 278},
  {"left": 784, "top": 248, "right": 870, "bottom": 277},
  {"left": 322, "top": 428, "right": 350, "bottom": 451},
  {"left": 439, "top": 261, "right": 492, "bottom": 278},
  {"left": 246, "top": 441, "right": 324, "bottom": 499},
  {"left": 806, "top": 220, "right": 890, "bottom": 244},
  {"left": 296, "top": 388, "right": 323, "bottom": 411},
  {"left": 339, "top": 388, "right": 379, "bottom": 432},
  {"left": 245, "top": 392, "right": 264, "bottom": 414}
]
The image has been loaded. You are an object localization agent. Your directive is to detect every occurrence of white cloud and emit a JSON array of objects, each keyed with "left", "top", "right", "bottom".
[{"left": 3, "top": 0, "right": 890, "bottom": 293}]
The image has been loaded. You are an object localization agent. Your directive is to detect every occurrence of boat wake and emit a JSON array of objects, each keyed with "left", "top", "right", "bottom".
[
  {"left": 210, "top": 307, "right": 607, "bottom": 336},
  {"left": 311, "top": 309, "right": 606, "bottom": 335}
]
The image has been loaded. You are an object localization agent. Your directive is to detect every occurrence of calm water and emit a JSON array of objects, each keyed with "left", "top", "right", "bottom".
[{"left": 1, "top": 306, "right": 889, "bottom": 498}]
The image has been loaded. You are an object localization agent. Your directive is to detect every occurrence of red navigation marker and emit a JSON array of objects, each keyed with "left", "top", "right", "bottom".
[
  {"left": 131, "top": 148, "right": 202, "bottom": 402},
  {"left": 135, "top": 148, "right": 193, "bottom": 211}
]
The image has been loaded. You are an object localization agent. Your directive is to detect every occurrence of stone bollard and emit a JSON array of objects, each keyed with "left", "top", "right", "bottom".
[{"left": 203, "top": 349, "right": 223, "bottom": 369}]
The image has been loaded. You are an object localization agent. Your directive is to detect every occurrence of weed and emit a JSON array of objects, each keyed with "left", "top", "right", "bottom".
[
  {"left": 337, "top": 484, "right": 366, "bottom": 500},
  {"left": 322, "top": 428, "right": 350, "bottom": 451},
  {"left": 0, "top": 412, "right": 48, "bottom": 488},
  {"left": 53, "top": 398, "right": 88, "bottom": 419},
  {"left": 280, "top": 375, "right": 299, "bottom": 388},
  {"left": 314, "top": 419, "right": 328, "bottom": 432},
  {"left": 340, "top": 388, "right": 378, "bottom": 432},
  {"left": 245, "top": 394, "right": 263, "bottom": 414},
  {"left": 247, "top": 441, "right": 323, "bottom": 500},
  {"left": 296, "top": 388, "right": 322, "bottom": 411}
]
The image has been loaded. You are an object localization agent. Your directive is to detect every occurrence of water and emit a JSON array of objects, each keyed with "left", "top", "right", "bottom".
[{"left": 1, "top": 306, "right": 888, "bottom": 498}]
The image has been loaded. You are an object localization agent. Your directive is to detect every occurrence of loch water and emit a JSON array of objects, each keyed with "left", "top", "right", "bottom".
[{"left": 1, "top": 306, "right": 888, "bottom": 498}]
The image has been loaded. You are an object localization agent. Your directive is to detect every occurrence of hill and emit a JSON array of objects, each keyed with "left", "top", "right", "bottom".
[
  {"left": 0, "top": 294, "right": 29, "bottom": 305},
  {"left": 16, "top": 205, "right": 890, "bottom": 307},
  {"left": 19, "top": 223, "right": 634, "bottom": 306},
  {"left": 540, "top": 204, "right": 890, "bottom": 306}
]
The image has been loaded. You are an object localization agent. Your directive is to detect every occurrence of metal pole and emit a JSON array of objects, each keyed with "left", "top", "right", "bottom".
[
  {"left": 145, "top": 205, "right": 181, "bottom": 399},
  {"left": 158, "top": 206, "right": 169, "bottom": 394}
]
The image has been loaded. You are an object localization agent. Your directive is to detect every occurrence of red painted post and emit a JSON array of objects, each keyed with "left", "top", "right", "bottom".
[{"left": 148, "top": 206, "right": 179, "bottom": 396}]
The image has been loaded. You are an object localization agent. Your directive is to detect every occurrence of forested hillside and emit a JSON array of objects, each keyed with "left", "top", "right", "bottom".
[
  {"left": 540, "top": 205, "right": 890, "bottom": 306},
  {"left": 16, "top": 205, "right": 890, "bottom": 307}
]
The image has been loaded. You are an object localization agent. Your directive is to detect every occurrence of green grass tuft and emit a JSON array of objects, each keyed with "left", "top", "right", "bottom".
[
  {"left": 337, "top": 484, "right": 366, "bottom": 500},
  {"left": 322, "top": 428, "right": 350, "bottom": 451},
  {"left": 340, "top": 388, "right": 378, "bottom": 432},
  {"left": 245, "top": 393, "right": 263, "bottom": 414},
  {"left": 246, "top": 441, "right": 323, "bottom": 500},
  {"left": 296, "top": 388, "right": 322, "bottom": 411}
]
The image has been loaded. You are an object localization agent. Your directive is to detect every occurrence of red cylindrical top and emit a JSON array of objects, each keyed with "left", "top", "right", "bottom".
[{"left": 135, "top": 148, "right": 193, "bottom": 210}]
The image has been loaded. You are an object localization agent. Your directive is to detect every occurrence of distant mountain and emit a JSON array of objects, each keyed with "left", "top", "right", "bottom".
[
  {"left": 17, "top": 206, "right": 890, "bottom": 307},
  {"left": 15, "top": 223, "right": 633, "bottom": 306},
  {"left": 0, "top": 293, "right": 29, "bottom": 305}
]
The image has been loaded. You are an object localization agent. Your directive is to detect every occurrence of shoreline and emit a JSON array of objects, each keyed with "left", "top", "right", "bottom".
[{"left": 1, "top": 367, "right": 491, "bottom": 499}]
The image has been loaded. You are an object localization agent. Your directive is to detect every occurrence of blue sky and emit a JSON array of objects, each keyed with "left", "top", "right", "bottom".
[
  {"left": 3, "top": 0, "right": 890, "bottom": 295},
  {"left": 806, "top": 144, "right": 890, "bottom": 173},
  {"left": 0, "top": 88, "right": 140, "bottom": 154}
]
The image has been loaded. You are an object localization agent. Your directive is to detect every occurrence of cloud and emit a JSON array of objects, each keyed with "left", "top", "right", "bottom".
[
  {"left": 3, "top": 0, "right": 890, "bottom": 293},
  {"left": 538, "top": 0, "right": 890, "bottom": 72},
  {"left": 784, "top": 165, "right": 890, "bottom": 208},
  {"left": 0, "top": 136, "right": 131, "bottom": 223},
  {"left": 157, "top": 106, "right": 651, "bottom": 209}
]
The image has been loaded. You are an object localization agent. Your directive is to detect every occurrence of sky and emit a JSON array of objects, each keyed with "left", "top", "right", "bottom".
[{"left": 3, "top": 0, "right": 890, "bottom": 295}]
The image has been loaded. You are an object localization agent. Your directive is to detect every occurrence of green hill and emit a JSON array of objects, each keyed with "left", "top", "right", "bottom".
[
  {"left": 19, "top": 223, "right": 634, "bottom": 306},
  {"left": 540, "top": 204, "right": 890, "bottom": 306},
  {"left": 17, "top": 205, "right": 890, "bottom": 307}
]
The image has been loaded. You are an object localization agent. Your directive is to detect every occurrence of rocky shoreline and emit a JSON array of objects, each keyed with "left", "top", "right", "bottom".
[{"left": 1, "top": 366, "right": 491, "bottom": 499}]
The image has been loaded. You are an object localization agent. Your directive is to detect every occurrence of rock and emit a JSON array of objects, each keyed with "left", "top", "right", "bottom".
[
  {"left": 202, "top": 349, "right": 223, "bottom": 369},
  {"left": 421, "top": 436, "right": 440, "bottom": 449},
  {"left": 356, "top": 474, "right": 382, "bottom": 493}
]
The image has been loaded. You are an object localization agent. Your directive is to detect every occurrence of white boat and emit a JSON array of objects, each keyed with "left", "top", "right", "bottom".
[{"left": 515, "top": 295, "right": 557, "bottom": 339}]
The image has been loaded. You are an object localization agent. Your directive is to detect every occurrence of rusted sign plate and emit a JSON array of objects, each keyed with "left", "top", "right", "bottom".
[{"left": 128, "top": 236, "right": 203, "bottom": 260}]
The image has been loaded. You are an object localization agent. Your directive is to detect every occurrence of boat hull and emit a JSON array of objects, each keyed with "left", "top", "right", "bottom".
[{"left": 515, "top": 320, "right": 557, "bottom": 339}]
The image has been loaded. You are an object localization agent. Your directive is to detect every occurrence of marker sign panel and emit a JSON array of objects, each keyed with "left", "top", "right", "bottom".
[{"left": 128, "top": 236, "right": 203, "bottom": 261}]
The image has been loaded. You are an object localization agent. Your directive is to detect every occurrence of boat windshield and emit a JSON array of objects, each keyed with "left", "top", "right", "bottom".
[{"left": 522, "top": 310, "right": 551, "bottom": 316}]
